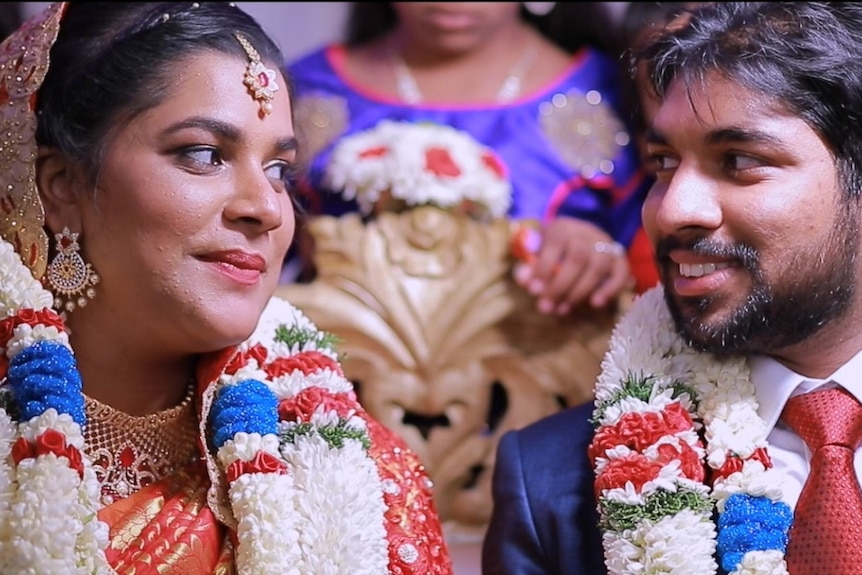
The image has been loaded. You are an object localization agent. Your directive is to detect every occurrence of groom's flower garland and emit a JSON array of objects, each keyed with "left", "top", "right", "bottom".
[
  {"left": 588, "top": 286, "right": 793, "bottom": 575},
  {"left": 0, "top": 236, "right": 426, "bottom": 573}
]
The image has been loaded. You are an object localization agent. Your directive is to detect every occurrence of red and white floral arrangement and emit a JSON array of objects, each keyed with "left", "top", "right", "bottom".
[{"left": 324, "top": 119, "right": 513, "bottom": 220}]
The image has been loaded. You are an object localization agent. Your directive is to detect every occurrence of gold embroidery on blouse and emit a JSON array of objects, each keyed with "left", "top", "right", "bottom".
[
  {"left": 538, "top": 89, "right": 631, "bottom": 179},
  {"left": 293, "top": 93, "right": 349, "bottom": 168}
]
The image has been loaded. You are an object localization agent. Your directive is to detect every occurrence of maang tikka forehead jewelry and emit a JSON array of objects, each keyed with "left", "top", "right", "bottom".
[{"left": 234, "top": 32, "right": 279, "bottom": 117}]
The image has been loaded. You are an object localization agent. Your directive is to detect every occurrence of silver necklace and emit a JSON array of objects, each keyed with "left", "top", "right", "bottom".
[{"left": 391, "top": 45, "right": 538, "bottom": 104}]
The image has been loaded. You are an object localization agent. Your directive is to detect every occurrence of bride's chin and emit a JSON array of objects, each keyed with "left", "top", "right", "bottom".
[{"left": 200, "top": 307, "right": 267, "bottom": 348}]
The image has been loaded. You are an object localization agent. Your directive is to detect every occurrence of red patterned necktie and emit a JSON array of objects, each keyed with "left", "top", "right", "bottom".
[{"left": 780, "top": 385, "right": 862, "bottom": 575}]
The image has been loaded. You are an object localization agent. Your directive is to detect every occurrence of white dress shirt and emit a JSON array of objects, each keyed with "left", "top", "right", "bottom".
[{"left": 750, "top": 349, "right": 862, "bottom": 509}]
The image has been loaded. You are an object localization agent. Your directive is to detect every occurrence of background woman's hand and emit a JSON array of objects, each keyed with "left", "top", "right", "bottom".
[{"left": 513, "top": 217, "right": 631, "bottom": 315}]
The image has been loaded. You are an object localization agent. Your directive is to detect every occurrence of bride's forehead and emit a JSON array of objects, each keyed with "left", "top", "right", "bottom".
[{"left": 147, "top": 52, "right": 281, "bottom": 113}]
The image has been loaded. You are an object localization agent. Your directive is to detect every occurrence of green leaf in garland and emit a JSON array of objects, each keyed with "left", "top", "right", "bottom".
[
  {"left": 591, "top": 371, "right": 698, "bottom": 427},
  {"left": 600, "top": 487, "right": 715, "bottom": 531},
  {"left": 275, "top": 325, "right": 342, "bottom": 353},
  {"left": 281, "top": 420, "right": 371, "bottom": 451}
]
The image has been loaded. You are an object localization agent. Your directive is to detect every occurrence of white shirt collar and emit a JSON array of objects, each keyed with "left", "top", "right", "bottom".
[
  {"left": 827, "top": 349, "right": 862, "bottom": 400},
  {"left": 751, "top": 349, "right": 862, "bottom": 432},
  {"left": 750, "top": 355, "right": 807, "bottom": 433}
]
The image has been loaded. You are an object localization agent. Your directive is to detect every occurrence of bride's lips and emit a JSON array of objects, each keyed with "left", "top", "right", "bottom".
[{"left": 199, "top": 249, "right": 266, "bottom": 286}]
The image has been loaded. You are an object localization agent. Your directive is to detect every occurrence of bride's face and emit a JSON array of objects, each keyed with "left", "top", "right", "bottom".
[{"left": 63, "top": 50, "right": 297, "bottom": 355}]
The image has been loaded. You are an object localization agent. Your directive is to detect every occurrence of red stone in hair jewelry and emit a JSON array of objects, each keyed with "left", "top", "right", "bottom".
[{"left": 234, "top": 32, "right": 279, "bottom": 116}]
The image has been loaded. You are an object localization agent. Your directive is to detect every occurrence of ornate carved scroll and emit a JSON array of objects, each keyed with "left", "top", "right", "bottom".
[{"left": 276, "top": 206, "right": 624, "bottom": 534}]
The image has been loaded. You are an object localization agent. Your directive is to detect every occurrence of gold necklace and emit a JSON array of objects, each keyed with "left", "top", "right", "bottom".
[
  {"left": 391, "top": 44, "right": 538, "bottom": 104},
  {"left": 83, "top": 381, "right": 199, "bottom": 505}
]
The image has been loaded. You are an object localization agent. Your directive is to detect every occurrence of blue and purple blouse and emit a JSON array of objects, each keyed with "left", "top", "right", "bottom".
[{"left": 287, "top": 44, "right": 652, "bottom": 255}]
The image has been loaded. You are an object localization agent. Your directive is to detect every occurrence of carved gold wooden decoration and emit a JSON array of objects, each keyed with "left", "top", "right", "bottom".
[{"left": 275, "top": 205, "right": 625, "bottom": 536}]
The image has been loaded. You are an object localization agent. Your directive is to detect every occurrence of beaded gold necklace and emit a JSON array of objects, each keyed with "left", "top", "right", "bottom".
[{"left": 83, "top": 381, "right": 199, "bottom": 505}]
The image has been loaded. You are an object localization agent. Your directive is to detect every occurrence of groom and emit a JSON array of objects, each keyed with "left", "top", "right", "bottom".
[{"left": 481, "top": 3, "right": 862, "bottom": 574}]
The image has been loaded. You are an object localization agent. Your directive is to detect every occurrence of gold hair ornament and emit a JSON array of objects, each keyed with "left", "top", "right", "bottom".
[
  {"left": 0, "top": 2, "right": 67, "bottom": 280},
  {"left": 234, "top": 32, "right": 279, "bottom": 117}
]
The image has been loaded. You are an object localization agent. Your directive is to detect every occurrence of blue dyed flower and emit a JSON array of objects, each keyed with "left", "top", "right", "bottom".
[
  {"left": 210, "top": 379, "right": 278, "bottom": 448},
  {"left": 7, "top": 340, "right": 85, "bottom": 426},
  {"left": 717, "top": 492, "right": 793, "bottom": 572}
]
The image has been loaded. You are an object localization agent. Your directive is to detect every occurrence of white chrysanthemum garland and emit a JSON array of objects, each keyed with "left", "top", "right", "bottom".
[
  {"left": 0, "top": 238, "right": 110, "bottom": 574},
  {"left": 324, "top": 119, "right": 513, "bottom": 220},
  {"left": 589, "top": 285, "right": 793, "bottom": 575},
  {"left": 209, "top": 296, "right": 391, "bottom": 574},
  {"left": 0, "top": 236, "right": 402, "bottom": 574}
]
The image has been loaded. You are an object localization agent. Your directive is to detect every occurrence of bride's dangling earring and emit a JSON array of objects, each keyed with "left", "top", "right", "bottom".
[{"left": 45, "top": 226, "right": 100, "bottom": 314}]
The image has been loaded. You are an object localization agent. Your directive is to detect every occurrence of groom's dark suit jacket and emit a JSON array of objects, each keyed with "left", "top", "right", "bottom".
[{"left": 481, "top": 402, "right": 608, "bottom": 575}]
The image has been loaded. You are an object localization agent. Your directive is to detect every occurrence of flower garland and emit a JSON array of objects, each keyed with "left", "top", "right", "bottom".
[
  {"left": 0, "top": 239, "right": 109, "bottom": 573},
  {"left": 209, "top": 296, "right": 391, "bottom": 573},
  {"left": 0, "top": 235, "right": 425, "bottom": 573},
  {"left": 588, "top": 285, "right": 793, "bottom": 575},
  {"left": 324, "top": 119, "right": 513, "bottom": 220}
]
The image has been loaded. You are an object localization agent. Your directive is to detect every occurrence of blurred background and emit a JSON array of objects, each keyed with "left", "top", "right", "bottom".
[
  {"left": 17, "top": 2, "right": 630, "bottom": 64},
  {"left": 18, "top": 2, "right": 351, "bottom": 62}
]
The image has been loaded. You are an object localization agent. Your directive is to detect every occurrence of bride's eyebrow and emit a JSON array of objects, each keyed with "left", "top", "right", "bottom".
[
  {"left": 162, "top": 116, "right": 298, "bottom": 153},
  {"left": 163, "top": 116, "right": 241, "bottom": 141},
  {"left": 273, "top": 136, "right": 298, "bottom": 154}
]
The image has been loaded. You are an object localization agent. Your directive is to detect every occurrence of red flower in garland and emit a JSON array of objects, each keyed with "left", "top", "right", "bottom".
[
  {"left": 595, "top": 452, "right": 663, "bottom": 496},
  {"left": 481, "top": 150, "right": 507, "bottom": 179},
  {"left": 588, "top": 402, "right": 696, "bottom": 464},
  {"left": 265, "top": 350, "right": 343, "bottom": 379},
  {"left": 359, "top": 145, "right": 389, "bottom": 159},
  {"left": 12, "top": 429, "right": 84, "bottom": 479},
  {"left": 225, "top": 451, "right": 287, "bottom": 482},
  {"left": 712, "top": 446, "right": 773, "bottom": 482},
  {"left": 0, "top": 307, "right": 66, "bottom": 349},
  {"left": 278, "top": 386, "right": 358, "bottom": 423},
  {"left": 424, "top": 146, "right": 461, "bottom": 178},
  {"left": 594, "top": 438, "right": 705, "bottom": 497},
  {"left": 654, "top": 440, "right": 706, "bottom": 482},
  {"left": 225, "top": 343, "right": 269, "bottom": 375}
]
